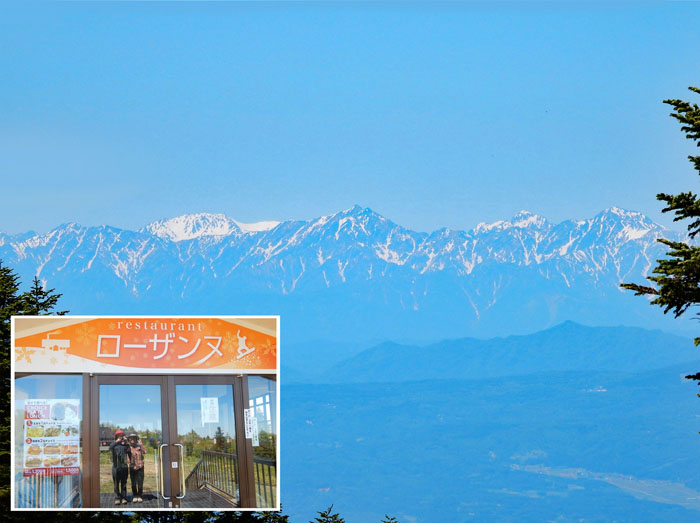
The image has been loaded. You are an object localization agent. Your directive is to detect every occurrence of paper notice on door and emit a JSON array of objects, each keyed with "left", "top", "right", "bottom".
[
  {"left": 244, "top": 408, "right": 253, "bottom": 438},
  {"left": 200, "top": 397, "right": 219, "bottom": 425},
  {"left": 244, "top": 408, "right": 260, "bottom": 446},
  {"left": 251, "top": 415, "right": 259, "bottom": 447}
]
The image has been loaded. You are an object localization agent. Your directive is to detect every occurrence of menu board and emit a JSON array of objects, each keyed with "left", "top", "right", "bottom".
[{"left": 23, "top": 399, "right": 80, "bottom": 477}]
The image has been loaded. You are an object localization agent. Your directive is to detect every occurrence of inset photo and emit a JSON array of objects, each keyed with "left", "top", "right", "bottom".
[{"left": 11, "top": 316, "right": 279, "bottom": 511}]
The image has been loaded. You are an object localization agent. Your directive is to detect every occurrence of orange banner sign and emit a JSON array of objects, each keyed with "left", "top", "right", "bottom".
[{"left": 13, "top": 317, "right": 278, "bottom": 373}]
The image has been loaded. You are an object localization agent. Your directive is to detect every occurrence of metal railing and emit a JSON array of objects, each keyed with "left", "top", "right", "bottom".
[
  {"left": 184, "top": 450, "right": 276, "bottom": 508},
  {"left": 185, "top": 450, "right": 239, "bottom": 503},
  {"left": 253, "top": 456, "right": 276, "bottom": 508}
]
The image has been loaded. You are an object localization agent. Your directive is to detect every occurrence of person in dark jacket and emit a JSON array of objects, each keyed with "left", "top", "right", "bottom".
[{"left": 109, "top": 429, "right": 132, "bottom": 504}]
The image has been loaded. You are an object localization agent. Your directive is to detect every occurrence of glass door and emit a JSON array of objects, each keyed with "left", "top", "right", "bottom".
[
  {"left": 87, "top": 374, "right": 274, "bottom": 509},
  {"left": 170, "top": 378, "right": 239, "bottom": 508},
  {"left": 93, "top": 376, "right": 173, "bottom": 508},
  {"left": 247, "top": 375, "right": 277, "bottom": 508}
]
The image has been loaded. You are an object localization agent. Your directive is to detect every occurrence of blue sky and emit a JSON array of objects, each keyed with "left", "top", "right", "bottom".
[{"left": 2, "top": 2, "right": 700, "bottom": 235}]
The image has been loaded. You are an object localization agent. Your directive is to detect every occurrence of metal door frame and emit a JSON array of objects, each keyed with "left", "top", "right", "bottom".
[
  {"left": 86, "top": 373, "right": 257, "bottom": 509},
  {"left": 88, "top": 374, "right": 174, "bottom": 508},
  {"left": 167, "top": 374, "right": 255, "bottom": 508},
  {"left": 16, "top": 372, "right": 259, "bottom": 508}
]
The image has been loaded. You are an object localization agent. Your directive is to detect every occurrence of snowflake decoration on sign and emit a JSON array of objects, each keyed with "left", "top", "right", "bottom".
[
  {"left": 221, "top": 331, "right": 238, "bottom": 359},
  {"left": 16, "top": 347, "right": 36, "bottom": 363},
  {"left": 240, "top": 351, "right": 261, "bottom": 368},
  {"left": 75, "top": 322, "right": 96, "bottom": 346},
  {"left": 260, "top": 339, "right": 276, "bottom": 357}
]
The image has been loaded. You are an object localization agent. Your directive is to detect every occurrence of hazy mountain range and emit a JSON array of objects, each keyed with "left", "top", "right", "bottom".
[
  {"left": 283, "top": 361, "right": 700, "bottom": 522},
  {"left": 320, "top": 321, "right": 700, "bottom": 383},
  {"left": 281, "top": 322, "right": 700, "bottom": 521},
  {"left": 0, "top": 205, "right": 690, "bottom": 341}
]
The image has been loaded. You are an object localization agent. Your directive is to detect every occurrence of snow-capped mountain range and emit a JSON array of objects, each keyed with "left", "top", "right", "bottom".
[
  {"left": 142, "top": 213, "right": 280, "bottom": 241},
  {"left": 0, "top": 206, "right": 688, "bottom": 342}
]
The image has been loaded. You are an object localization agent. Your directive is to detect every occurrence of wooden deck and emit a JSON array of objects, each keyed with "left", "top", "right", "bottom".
[{"left": 100, "top": 489, "right": 237, "bottom": 509}]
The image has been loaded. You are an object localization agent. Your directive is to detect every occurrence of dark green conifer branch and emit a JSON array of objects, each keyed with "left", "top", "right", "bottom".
[{"left": 621, "top": 87, "right": 700, "bottom": 394}]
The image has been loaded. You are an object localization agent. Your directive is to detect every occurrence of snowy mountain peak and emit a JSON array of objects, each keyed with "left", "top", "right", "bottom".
[
  {"left": 596, "top": 207, "right": 652, "bottom": 223},
  {"left": 607, "top": 206, "right": 640, "bottom": 217},
  {"left": 510, "top": 210, "right": 548, "bottom": 229},
  {"left": 233, "top": 220, "right": 280, "bottom": 233},
  {"left": 345, "top": 204, "right": 366, "bottom": 213},
  {"left": 473, "top": 210, "right": 548, "bottom": 234},
  {"left": 473, "top": 220, "right": 506, "bottom": 234},
  {"left": 53, "top": 222, "right": 82, "bottom": 233},
  {"left": 143, "top": 213, "right": 241, "bottom": 242},
  {"left": 317, "top": 206, "right": 391, "bottom": 229},
  {"left": 338, "top": 205, "right": 385, "bottom": 220},
  {"left": 591, "top": 207, "right": 662, "bottom": 238},
  {"left": 143, "top": 213, "right": 280, "bottom": 241},
  {"left": 320, "top": 206, "right": 393, "bottom": 238}
]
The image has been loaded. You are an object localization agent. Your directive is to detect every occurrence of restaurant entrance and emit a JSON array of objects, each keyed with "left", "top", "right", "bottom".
[{"left": 89, "top": 373, "right": 269, "bottom": 509}]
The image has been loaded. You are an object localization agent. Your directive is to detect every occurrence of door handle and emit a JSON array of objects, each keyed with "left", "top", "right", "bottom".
[
  {"left": 174, "top": 443, "right": 186, "bottom": 499},
  {"left": 158, "top": 443, "right": 170, "bottom": 500}
]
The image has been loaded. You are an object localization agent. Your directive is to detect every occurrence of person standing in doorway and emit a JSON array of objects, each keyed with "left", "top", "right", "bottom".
[
  {"left": 109, "top": 429, "right": 131, "bottom": 505},
  {"left": 128, "top": 433, "right": 147, "bottom": 502}
]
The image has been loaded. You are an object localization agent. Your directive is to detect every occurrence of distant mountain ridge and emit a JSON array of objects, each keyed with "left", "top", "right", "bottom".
[
  {"left": 322, "top": 321, "right": 699, "bottom": 383},
  {"left": 0, "top": 206, "right": 689, "bottom": 341}
]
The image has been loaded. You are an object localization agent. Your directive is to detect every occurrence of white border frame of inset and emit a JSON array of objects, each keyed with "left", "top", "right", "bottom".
[{"left": 10, "top": 315, "right": 281, "bottom": 513}]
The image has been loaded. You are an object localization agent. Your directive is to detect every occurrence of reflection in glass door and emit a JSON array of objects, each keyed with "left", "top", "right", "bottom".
[
  {"left": 98, "top": 384, "right": 166, "bottom": 508},
  {"left": 248, "top": 376, "right": 277, "bottom": 508},
  {"left": 89, "top": 375, "right": 272, "bottom": 509},
  {"left": 174, "top": 384, "right": 238, "bottom": 508}
]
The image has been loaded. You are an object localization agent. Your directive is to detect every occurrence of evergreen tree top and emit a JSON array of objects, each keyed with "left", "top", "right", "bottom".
[{"left": 621, "top": 87, "right": 700, "bottom": 394}]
